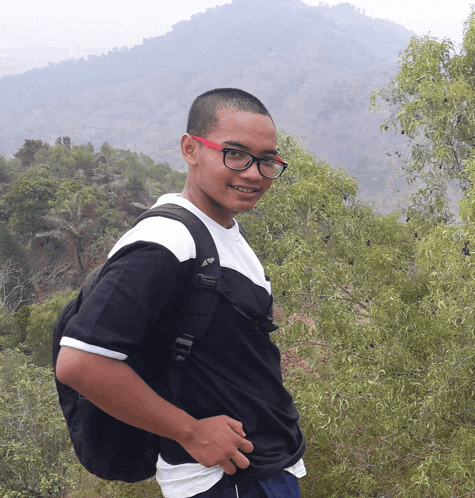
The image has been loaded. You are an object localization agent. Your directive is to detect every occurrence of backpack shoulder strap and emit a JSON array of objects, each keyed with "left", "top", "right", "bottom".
[
  {"left": 132, "top": 203, "right": 221, "bottom": 361},
  {"left": 237, "top": 221, "right": 249, "bottom": 244}
]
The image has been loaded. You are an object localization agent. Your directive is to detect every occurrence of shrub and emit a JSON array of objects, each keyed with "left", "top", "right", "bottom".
[
  {"left": 0, "top": 349, "right": 76, "bottom": 497},
  {"left": 24, "top": 290, "right": 77, "bottom": 368},
  {"left": 68, "top": 471, "right": 162, "bottom": 498}
]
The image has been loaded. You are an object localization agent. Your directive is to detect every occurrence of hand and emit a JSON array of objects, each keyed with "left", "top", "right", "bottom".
[{"left": 178, "top": 415, "right": 254, "bottom": 474}]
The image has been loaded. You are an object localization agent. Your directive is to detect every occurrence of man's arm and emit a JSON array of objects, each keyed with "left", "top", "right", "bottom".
[{"left": 56, "top": 346, "right": 253, "bottom": 474}]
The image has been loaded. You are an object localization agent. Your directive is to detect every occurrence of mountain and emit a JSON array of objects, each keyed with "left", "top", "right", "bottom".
[
  {"left": 0, "top": 0, "right": 413, "bottom": 210},
  {"left": 0, "top": 16, "right": 170, "bottom": 78}
]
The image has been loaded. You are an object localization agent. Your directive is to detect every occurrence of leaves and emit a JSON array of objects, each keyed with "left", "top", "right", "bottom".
[
  {"left": 238, "top": 130, "right": 475, "bottom": 496},
  {"left": 1, "top": 167, "right": 60, "bottom": 233},
  {"left": 0, "top": 350, "right": 76, "bottom": 497},
  {"left": 371, "top": 9, "right": 475, "bottom": 223}
]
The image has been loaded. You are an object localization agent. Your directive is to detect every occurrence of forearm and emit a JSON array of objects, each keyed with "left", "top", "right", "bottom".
[
  {"left": 56, "top": 345, "right": 253, "bottom": 474},
  {"left": 56, "top": 346, "right": 196, "bottom": 444}
]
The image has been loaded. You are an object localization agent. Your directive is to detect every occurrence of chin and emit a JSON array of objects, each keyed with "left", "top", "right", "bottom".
[{"left": 230, "top": 200, "right": 259, "bottom": 213}]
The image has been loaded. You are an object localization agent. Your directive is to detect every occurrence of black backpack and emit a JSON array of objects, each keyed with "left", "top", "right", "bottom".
[{"left": 52, "top": 204, "right": 224, "bottom": 483}]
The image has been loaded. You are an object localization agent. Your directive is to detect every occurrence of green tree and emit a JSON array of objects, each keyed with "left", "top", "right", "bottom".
[
  {"left": 35, "top": 140, "right": 77, "bottom": 177},
  {"left": 0, "top": 155, "right": 16, "bottom": 194},
  {"left": 13, "top": 139, "right": 50, "bottom": 168},
  {"left": 71, "top": 144, "right": 96, "bottom": 182},
  {"left": 0, "top": 222, "right": 30, "bottom": 274},
  {"left": 32, "top": 140, "right": 98, "bottom": 182},
  {"left": 370, "top": 8, "right": 475, "bottom": 223},
  {"left": 0, "top": 156, "right": 9, "bottom": 184},
  {"left": 1, "top": 167, "right": 59, "bottom": 234},
  {"left": 37, "top": 186, "right": 115, "bottom": 273},
  {"left": 147, "top": 161, "right": 187, "bottom": 195}
]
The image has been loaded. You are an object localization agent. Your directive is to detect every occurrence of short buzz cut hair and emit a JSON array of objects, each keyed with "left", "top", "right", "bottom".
[{"left": 186, "top": 88, "right": 274, "bottom": 138}]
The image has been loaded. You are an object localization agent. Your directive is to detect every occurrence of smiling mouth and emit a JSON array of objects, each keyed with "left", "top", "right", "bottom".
[{"left": 229, "top": 185, "right": 259, "bottom": 193}]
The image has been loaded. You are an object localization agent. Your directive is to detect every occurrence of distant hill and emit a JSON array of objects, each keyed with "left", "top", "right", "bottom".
[{"left": 0, "top": 0, "right": 413, "bottom": 210}]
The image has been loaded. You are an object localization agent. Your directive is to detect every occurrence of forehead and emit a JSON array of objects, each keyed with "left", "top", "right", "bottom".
[{"left": 209, "top": 108, "right": 277, "bottom": 148}]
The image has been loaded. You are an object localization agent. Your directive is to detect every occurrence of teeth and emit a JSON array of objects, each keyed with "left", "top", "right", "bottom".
[{"left": 231, "top": 185, "right": 256, "bottom": 193}]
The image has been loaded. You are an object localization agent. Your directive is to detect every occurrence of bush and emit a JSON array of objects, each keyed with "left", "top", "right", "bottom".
[
  {"left": 0, "top": 309, "right": 15, "bottom": 341},
  {"left": 68, "top": 471, "right": 162, "bottom": 498},
  {"left": 241, "top": 132, "right": 475, "bottom": 496},
  {"left": 0, "top": 349, "right": 76, "bottom": 497},
  {"left": 24, "top": 290, "right": 77, "bottom": 367}
]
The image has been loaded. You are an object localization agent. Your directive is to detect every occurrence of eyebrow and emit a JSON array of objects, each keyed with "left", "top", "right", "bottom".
[{"left": 222, "top": 140, "right": 279, "bottom": 156}]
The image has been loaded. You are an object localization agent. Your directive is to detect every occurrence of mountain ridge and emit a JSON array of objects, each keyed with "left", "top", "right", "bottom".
[{"left": 0, "top": 0, "right": 413, "bottom": 210}]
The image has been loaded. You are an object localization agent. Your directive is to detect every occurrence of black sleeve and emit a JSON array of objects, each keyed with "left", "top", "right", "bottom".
[{"left": 62, "top": 241, "right": 192, "bottom": 360}]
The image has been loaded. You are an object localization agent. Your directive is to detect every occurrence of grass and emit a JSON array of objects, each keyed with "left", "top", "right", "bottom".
[{"left": 67, "top": 467, "right": 163, "bottom": 498}]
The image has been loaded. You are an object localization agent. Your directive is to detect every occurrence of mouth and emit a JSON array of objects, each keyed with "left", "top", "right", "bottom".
[{"left": 229, "top": 185, "right": 260, "bottom": 194}]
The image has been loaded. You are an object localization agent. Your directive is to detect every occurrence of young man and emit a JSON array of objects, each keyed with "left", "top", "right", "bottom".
[{"left": 56, "top": 88, "right": 306, "bottom": 497}]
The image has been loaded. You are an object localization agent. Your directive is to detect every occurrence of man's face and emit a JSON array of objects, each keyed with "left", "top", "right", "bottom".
[{"left": 184, "top": 108, "right": 277, "bottom": 228}]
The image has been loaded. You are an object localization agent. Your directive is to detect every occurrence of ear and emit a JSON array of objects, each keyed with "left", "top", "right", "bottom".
[{"left": 181, "top": 133, "right": 199, "bottom": 167}]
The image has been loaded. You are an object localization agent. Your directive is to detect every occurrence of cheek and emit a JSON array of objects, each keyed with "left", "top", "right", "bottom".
[{"left": 205, "top": 179, "right": 220, "bottom": 193}]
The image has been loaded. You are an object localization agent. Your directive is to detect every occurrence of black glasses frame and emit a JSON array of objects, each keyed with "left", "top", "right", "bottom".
[
  {"left": 221, "top": 148, "right": 288, "bottom": 179},
  {"left": 191, "top": 135, "right": 288, "bottom": 179}
]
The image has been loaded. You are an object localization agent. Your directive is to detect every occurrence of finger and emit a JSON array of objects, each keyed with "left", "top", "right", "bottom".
[
  {"left": 227, "top": 418, "right": 245, "bottom": 437},
  {"left": 230, "top": 452, "right": 251, "bottom": 470},
  {"left": 238, "top": 438, "right": 254, "bottom": 454},
  {"left": 221, "top": 460, "right": 238, "bottom": 475}
]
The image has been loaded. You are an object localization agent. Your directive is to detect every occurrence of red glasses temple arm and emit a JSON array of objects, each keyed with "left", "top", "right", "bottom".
[
  {"left": 191, "top": 135, "right": 286, "bottom": 163},
  {"left": 191, "top": 136, "right": 222, "bottom": 151}
]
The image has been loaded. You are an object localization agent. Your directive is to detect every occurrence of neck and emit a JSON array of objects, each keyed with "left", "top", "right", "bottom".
[{"left": 182, "top": 184, "right": 236, "bottom": 229}]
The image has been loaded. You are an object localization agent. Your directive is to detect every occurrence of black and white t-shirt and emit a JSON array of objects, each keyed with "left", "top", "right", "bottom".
[{"left": 60, "top": 194, "right": 305, "bottom": 498}]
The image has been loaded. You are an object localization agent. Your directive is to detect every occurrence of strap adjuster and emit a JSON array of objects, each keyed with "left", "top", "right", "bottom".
[
  {"left": 192, "top": 273, "right": 217, "bottom": 289},
  {"left": 172, "top": 334, "right": 194, "bottom": 361}
]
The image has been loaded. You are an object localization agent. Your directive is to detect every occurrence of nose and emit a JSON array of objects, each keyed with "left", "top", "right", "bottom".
[{"left": 241, "top": 158, "right": 264, "bottom": 181}]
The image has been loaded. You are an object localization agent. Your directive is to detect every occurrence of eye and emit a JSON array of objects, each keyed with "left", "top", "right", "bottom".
[
  {"left": 260, "top": 158, "right": 278, "bottom": 167},
  {"left": 227, "top": 149, "right": 247, "bottom": 159}
]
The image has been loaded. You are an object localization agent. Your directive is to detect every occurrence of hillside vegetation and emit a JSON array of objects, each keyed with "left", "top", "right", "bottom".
[{"left": 0, "top": 130, "right": 475, "bottom": 496}]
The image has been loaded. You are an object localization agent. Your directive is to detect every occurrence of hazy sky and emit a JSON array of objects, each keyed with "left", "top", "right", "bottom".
[{"left": 0, "top": 0, "right": 472, "bottom": 75}]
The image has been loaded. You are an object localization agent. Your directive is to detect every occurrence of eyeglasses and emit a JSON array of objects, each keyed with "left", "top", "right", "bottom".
[{"left": 191, "top": 135, "right": 288, "bottom": 179}]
